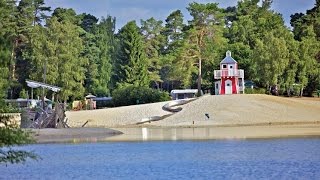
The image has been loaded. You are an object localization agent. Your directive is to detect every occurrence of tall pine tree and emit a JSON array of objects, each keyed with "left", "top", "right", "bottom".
[{"left": 116, "top": 21, "right": 150, "bottom": 87}]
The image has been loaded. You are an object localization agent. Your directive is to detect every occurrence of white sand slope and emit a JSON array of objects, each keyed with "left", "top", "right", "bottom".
[
  {"left": 66, "top": 101, "right": 172, "bottom": 127},
  {"left": 66, "top": 94, "right": 320, "bottom": 128},
  {"left": 152, "top": 94, "right": 320, "bottom": 126}
]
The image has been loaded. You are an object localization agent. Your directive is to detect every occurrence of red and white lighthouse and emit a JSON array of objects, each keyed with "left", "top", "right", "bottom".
[{"left": 214, "top": 51, "right": 245, "bottom": 95}]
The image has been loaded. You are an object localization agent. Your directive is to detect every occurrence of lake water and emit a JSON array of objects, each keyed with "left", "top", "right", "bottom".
[{"left": 1, "top": 138, "right": 320, "bottom": 180}]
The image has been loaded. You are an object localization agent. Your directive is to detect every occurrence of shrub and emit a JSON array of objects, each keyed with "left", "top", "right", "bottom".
[
  {"left": 0, "top": 100, "right": 20, "bottom": 113},
  {"left": 245, "top": 88, "right": 266, "bottom": 94},
  {"left": 0, "top": 100, "right": 37, "bottom": 165},
  {"left": 112, "top": 85, "right": 170, "bottom": 107}
]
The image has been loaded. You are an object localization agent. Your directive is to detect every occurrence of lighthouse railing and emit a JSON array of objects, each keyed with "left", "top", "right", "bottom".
[{"left": 214, "top": 69, "right": 244, "bottom": 79}]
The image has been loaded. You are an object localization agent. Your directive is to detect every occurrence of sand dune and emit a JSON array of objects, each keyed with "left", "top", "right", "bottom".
[
  {"left": 66, "top": 94, "right": 320, "bottom": 128},
  {"left": 66, "top": 101, "right": 172, "bottom": 127},
  {"left": 152, "top": 94, "right": 320, "bottom": 126}
]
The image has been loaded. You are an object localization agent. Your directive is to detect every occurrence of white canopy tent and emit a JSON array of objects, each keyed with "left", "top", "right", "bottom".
[
  {"left": 26, "top": 80, "right": 61, "bottom": 92},
  {"left": 26, "top": 79, "right": 61, "bottom": 101}
]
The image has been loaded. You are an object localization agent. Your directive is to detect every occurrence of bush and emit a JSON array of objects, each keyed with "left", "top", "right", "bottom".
[
  {"left": 112, "top": 85, "right": 170, "bottom": 107},
  {"left": 245, "top": 88, "right": 266, "bottom": 94},
  {"left": 0, "top": 114, "right": 37, "bottom": 164},
  {"left": 0, "top": 102, "right": 38, "bottom": 165},
  {"left": 0, "top": 100, "right": 20, "bottom": 113}
]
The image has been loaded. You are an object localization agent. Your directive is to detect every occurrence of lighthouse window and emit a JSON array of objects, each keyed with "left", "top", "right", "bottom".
[
  {"left": 223, "top": 65, "right": 227, "bottom": 68},
  {"left": 227, "top": 84, "right": 230, "bottom": 86},
  {"left": 230, "top": 66, "right": 233, "bottom": 69}
]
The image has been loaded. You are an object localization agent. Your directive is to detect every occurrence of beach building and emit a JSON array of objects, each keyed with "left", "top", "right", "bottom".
[
  {"left": 170, "top": 89, "right": 200, "bottom": 100},
  {"left": 214, "top": 51, "right": 245, "bottom": 95}
]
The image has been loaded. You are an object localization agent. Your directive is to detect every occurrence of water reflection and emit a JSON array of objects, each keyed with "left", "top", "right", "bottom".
[
  {"left": 109, "top": 127, "right": 231, "bottom": 141},
  {"left": 107, "top": 126, "right": 320, "bottom": 142},
  {"left": 142, "top": 127, "right": 148, "bottom": 141}
]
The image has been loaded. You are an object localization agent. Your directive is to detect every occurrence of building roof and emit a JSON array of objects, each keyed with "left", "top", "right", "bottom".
[
  {"left": 220, "top": 51, "right": 237, "bottom": 64},
  {"left": 85, "top": 94, "right": 96, "bottom": 99},
  {"left": 170, "top": 89, "right": 198, "bottom": 94},
  {"left": 26, "top": 80, "right": 61, "bottom": 92}
]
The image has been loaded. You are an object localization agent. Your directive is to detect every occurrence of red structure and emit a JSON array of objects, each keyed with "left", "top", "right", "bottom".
[{"left": 214, "top": 51, "right": 245, "bottom": 95}]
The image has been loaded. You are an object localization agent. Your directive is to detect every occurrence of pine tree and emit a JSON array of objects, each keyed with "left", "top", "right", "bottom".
[
  {"left": 29, "top": 16, "right": 86, "bottom": 101},
  {"left": 160, "top": 10, "right": 188, "bottom": 90},
  {"left": 32, "top": 0, "right": 51, "bottom": 25},
  {"left": 79, "top": 13, "right": 100, "bottom": 95},
  {"left": 140, "top": 17, "right": 165, "bottom": 88},
  {"left": 186, "top": 2, "right": 226, "bottom": 95},
  {"left": 0, "top": 0, "right": 16, "bottom": 99},
  {"left": 94, "top": 16, "right": 115, "bottom": 96},
  {"left": 116, "top": 21, "right": 150, "bottom": 87}
]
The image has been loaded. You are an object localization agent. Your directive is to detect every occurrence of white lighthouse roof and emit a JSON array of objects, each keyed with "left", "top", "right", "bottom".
[{"left": 220, "top": 51, "right": 237, "bottom": 64}]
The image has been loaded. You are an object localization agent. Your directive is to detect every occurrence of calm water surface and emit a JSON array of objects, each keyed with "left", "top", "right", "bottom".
[{"left": 1, "top": 138, "right": 320, "bottom": 180}]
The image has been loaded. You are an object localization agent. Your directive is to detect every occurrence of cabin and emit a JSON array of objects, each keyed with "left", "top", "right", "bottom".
[
  {"left": 214, "top": 51, "right": 245, "bottom": 95},
  {"left": 170, "top": 89, "right": 200, "bottom": 100}
]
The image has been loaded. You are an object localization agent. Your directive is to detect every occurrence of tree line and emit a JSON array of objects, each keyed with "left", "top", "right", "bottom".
[{"left": 1, "top": 0, "right": 320, "bottom": 102}]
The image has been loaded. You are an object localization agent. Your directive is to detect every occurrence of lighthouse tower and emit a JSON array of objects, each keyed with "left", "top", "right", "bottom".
[{"left": 214, "top": 51, "right": 245, "bottom": 95}]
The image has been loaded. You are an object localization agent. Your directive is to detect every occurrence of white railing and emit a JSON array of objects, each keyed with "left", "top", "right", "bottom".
[{"left": 214, "top": 69, "right": 244, "bottom": 79}]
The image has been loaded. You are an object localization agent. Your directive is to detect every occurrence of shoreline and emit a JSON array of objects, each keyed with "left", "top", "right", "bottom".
[
  {"left": 31, "top": 95, "right": 320, "bottom": 144},
  {"left": 118, "top": 120, "right": 320, "bottom": 128},
  {"left": 32, "top": 128, "right": 123, "bottom": 144},
  {"left": 33, "top": 123, "right": 320, "bottom": 144}
]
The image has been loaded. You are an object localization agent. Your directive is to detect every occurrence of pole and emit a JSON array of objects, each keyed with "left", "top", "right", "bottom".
[
  {"left": 42, "top": 59, "right": 47, "bottom": 109},
  {"left": 197, "top": 58, "right": 202, "bottom": 97}
]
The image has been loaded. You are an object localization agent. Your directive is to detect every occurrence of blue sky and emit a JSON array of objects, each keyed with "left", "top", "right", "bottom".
[{"left": 45, "top": 0, "right": 316, "bottom": 31}]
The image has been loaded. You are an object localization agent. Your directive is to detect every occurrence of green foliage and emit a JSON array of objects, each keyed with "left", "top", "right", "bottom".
[
  {"left": 0, "top": 102, "right": 20, "bottom": 114},
  {"left": 82, "top": 16, "right": 115, "bottom": 97},
  {"left": 116, "top": 21, "right": 150, "bottom": 87},
  {"left": 112, "top": 85, "right": 170, "bottom": 107},
  {"left": 163, "top": 10, "right": 185, "bottom": 46},
  {"left": 140, "top": 17, "right": 166, "bottom": 88},
  {"left": 160, "top": 10, "right": 191, "bottom": 89},
  {"left": 289, "top": 1, "right": 320, "bottom": 96},
  {"left": 223, "top": 0, "right": 320, "bottom": 97},
  {"left": 253, "top": 32, "right": 290, "bottom": 87},
  {"left": 0, "top": 11, "right": 10, "bottom": 98},
  {"left": 79, "top": 13, "right": 98, "bottom": 32},
  {"left": 1, "top": 0, "right": 320, "bottom": 102},
  {"left": 186, "top": 2, "right": 227, "bottom": 94},
  {"left": 19, "top": 89, "right": 28, "bottom": 99},
  {"left": 245, "top": 88, "right": 266, "bottom": 94},
  {"left": 0, "top": 113, "right": 37, "bottom": 165},
  {"left": 52, "top": 7, "right": 80, "bottom": 24},
  {"left": 28, "top": 17, "right": 86, "bottom": 101}
]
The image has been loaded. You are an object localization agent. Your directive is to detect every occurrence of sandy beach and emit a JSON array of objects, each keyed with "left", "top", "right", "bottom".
[
  {"left": 32, "top": 94, "right": 320, "bottom": 143},
  {"left": 66, "top": 94, "right": 320, "bottom": 128}
]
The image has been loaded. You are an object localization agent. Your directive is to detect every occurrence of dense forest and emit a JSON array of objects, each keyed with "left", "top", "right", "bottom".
[{"left": 0, "top": 0, "right": 320, "bottom": 102}]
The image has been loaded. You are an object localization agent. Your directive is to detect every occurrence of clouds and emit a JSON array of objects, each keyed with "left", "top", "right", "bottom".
[{"left": 45, "top": 0, "right": 315, "bottom": 30}]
